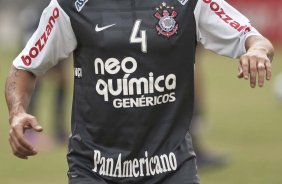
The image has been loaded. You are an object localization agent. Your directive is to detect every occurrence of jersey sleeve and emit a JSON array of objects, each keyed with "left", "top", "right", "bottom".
[
  {"left": 194, "top": 0, "right": 261, "bottom": 58},
  {"left": 13, "top": 0, "right": 77, "bottom": 76}
]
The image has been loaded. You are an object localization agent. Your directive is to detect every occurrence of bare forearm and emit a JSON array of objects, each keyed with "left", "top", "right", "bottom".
[
  {"left": 5, "top": 66, "right": 36, "bottom": 122},
  {"left": 245, "top": 35, "right": 274, "bottom": 61}
]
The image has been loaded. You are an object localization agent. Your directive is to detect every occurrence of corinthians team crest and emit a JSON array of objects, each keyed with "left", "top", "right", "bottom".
[{"left": 154, "top": 2, "right": 178, "bottom": 38}]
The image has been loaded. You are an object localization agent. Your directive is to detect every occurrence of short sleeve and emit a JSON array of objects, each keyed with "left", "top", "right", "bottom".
[
  {"left": 194, "top": 0, "right": 261, "bottom": 58},
  {"left": 13, "top": 0, "right": 77, "bottom": 76}
]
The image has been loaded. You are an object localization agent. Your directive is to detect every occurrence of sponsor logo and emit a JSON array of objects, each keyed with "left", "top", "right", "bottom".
[
  {"left": 21, "top": 7, "right": 60, "bottom": 66},
  {"left": 178, "top": 0, "right": 189, "bottom": 5},
  {"left": 74, "top": 67, "right": 82, "bottom": 79},
  {"left": 154, "top": 2, "right": 178, "bottom": 38},
  {"left": 92, "top": 150, "right": 178, "bottom": 178},
  {"left": 203, "top": 0, "right": 251, "bottom": 33},
  {"left": 95, "top": 24, "right": 116, "bottom": 32},
  {"left": 94, "top": 56, "right": 177, "bottom": 108},
  {"left": 75, "top": 0, "right": 88, "bottom": 12}
]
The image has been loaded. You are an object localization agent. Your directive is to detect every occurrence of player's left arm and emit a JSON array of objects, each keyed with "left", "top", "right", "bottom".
[
  {"left": 194, "top": 0, "right": 275, "bottom": 88},
  {"left": 238, "top": 35, "right": 274, "bottom": 88}
]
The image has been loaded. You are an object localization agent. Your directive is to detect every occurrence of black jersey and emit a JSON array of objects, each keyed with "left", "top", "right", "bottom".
[{"left": 14, "top": 0, "right": 260, "bottom": 183}]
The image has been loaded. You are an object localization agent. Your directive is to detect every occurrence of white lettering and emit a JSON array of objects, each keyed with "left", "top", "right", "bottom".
[
  {"left": 92, "top": 150, "right": 178, "bottom": 178},
  {"left": 94, "top": 57, "right": 177, "bottom": 108}
]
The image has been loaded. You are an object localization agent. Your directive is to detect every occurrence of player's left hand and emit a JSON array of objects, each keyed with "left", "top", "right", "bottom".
[{"left": 238, "top": 48, "right": 272, "bottom": 88}]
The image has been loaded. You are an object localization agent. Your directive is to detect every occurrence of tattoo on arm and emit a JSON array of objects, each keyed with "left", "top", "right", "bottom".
[
  {"left": 6, "top": 82, "right": 16, "bottom": 108},
  {"left": 5, "top": 67, "right": 36, "bottom": 121},
  {"left": 5, "top": 68, "right": 19, "bottom": 116}
]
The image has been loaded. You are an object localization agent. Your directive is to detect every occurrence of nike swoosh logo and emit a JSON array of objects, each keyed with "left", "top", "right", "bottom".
[{"left": 95, "top": 24, "right": 116, "bottom": 32}]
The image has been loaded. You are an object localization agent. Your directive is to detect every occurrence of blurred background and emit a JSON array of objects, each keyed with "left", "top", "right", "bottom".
[{"left": 0, "top": 0, "right": 281, "bottom": 183}]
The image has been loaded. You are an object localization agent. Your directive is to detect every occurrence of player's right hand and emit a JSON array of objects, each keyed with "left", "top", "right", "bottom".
[{"left": 9, "top": 113, "right": 43, "bottom": 159}]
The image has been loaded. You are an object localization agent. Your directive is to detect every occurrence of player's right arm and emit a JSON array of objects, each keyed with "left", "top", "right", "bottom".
[
  {"left": 5, "top": 0, "right": 77, "bottom": 159},
  {"left": 5, "top": 67, "right": 42, "bottom": 159}
]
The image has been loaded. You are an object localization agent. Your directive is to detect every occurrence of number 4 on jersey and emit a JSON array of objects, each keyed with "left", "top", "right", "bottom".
[{"left": 130, "top": 20, "right": 147, "bottom": 53}]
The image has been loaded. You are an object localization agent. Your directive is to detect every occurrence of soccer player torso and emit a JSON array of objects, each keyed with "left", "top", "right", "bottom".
[
  {"left": 59, "top": 0, "right": 198, "bottom": 183},
  {"left": 12, "top": 0, "right": 260, "bottom": 182}
]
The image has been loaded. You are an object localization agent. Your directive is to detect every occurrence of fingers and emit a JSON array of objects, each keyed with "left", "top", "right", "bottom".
[
  {"left": 9, "top": 137, "right": 28, "bottom": 159},
  {"left": 9, "top": 124, "right": 37, "bottom": 159},
  {"left": 249, "top": 56, "right": 258, "bottom": 88},
  {"left": 239, "top": 52, "right": 272, "bottom": 88},
  {"left": 13, "top": 125, "right": 37, "bottom": 152},
  {"left": 265, "top": 61, "right": 272, "bottom": 80},
  {"left": 28, "top": 117, "right": 43, "bottom": 132},
  {"left": 240, "top": 56, "right": 250, "bottom": 80},
  {"left": 9, "top": 113, "right": 42, "bottom": 159},
  {"left": 237, "top": 65, "right": 244, "bottom": 78},
  {"left": 9, "top": 133, "right": 31, "bottom": 159},
  {"left": 257, "top": 61, "right": 265, "bottom": 87}
]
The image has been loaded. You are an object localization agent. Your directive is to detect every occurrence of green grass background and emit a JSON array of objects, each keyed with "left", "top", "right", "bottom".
[{"left": 0, "top": 47, "right": 281, "bottom": 184}]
